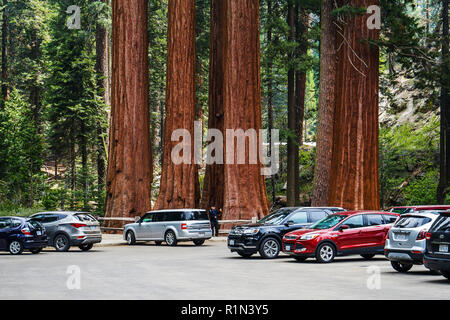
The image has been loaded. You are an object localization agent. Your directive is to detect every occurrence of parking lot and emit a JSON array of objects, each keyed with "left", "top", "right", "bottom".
[{"left": 0, "top": 240, "right": 449, "bottom": 300}]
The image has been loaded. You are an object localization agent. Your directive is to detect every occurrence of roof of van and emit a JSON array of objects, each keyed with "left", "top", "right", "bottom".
[{"left": 145, "top": 209, "right": 206, "bottom": 213}]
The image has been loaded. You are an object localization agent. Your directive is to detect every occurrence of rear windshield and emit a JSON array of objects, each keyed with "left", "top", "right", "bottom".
[
  {"left": 75, "top": 213, "right": 96, "bottom": 222},
  {"left": 184, "top": 211, "right": 209, "bottom": 221},
  {"left": 28, "top": 220, "right": 43, "bottom": 229},
  {"left": 430, "top": 215, "right": 450, "bottom": 232},
  {"left": 394, "top": 216, "right": 432, "bottom": 228}
]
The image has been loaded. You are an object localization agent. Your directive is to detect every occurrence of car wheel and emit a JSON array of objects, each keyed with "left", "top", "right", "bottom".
[
  {"left": 193, "top": 239, "right": 205, "bottom": 246},
  {"left": 259, "top": 237, "right": 280, "bottom": 259},
  {"left": 294, "top": 256, "right": 307, "bottom": 262},
  {"left": 165, "top": 230, "right": 178, "bottom": 246},
  {"left": 54, "top": 234, "right": 70, "bottom": 252},
  {"left": 79, "top": 244, "right": 93, "bottom": 251},
  {"left": 155, "top": 241, "right": 163, "bottom": 246},
  {"left": 30, "top": 248, "right": 42, "bottom": 254},
  {"left": 237, "top": 251, "right": 253, "bottom": 258},
  {"left": 315, "top": 243, "right": 336, "bottom": 263},
  {"left": 361, "top": 254, "right": 375, "bottom": 260},
  {"left": 126, "top": 231, "right": 136, "bottom": 245},
  {"left": 9, "top": 241, "right": 24, "bottom": 255},
  {"left": 390, "top": 261, "right": 413, "bottom": 273},
  {"left": 441, "top": 270, "right": 450, "bottom": 280}
]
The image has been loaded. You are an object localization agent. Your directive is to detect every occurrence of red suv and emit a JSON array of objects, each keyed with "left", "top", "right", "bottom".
[{"left": 282, "top": 211, "right": 399, "bottom": 263}]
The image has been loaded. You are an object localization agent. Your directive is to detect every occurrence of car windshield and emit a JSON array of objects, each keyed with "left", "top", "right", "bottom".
[
  {"left": 258, "top": 208, "right": 296, "bottom": 225},
  {"left": 394, "top": 216, "right": 432, "bottom": 228},
  {"left": 309, "top": 214, "right": 348, "bottom": 230}
]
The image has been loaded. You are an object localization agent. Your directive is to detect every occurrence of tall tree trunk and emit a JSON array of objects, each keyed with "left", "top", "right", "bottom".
[
  {"left": 328, "top": 0, "right": 380, "bottom": 210},
  {"left": 154, "top": 0, "right": 199, "bottom": 209},
  {"left": 222, "top": 0, "right": 269, "bottom": 220},
  {"left": 311, "top": 0, "right": 337, "bottom": 206},
  {"left": 30, "top": 29, "right": 42, "bottom": 133},
  {"left": 286, "top": 1, "right": 298, "bottom": 206},
  {"left": 96, "top": 0, "right": 109, "bottom": 194},
  {"left": 105, "top": 0, "right": 153, "bottom": 224},
  {"left": 201, "top": 0, "right": 225, "bottom": 210},
  {"left": 1, "top": 0, "right": 8, "bottom": 101},
  {"left": 437, "top": 0, "right": 449, "bottom": 204}
]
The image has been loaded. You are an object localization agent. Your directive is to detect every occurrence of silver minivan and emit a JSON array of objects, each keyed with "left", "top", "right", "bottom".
[
  {"left": 384, "top": 211, "right": 440, "bottom": 272},
  {"left": 124, "top": 209, "right": 212, "bottom": 246}
]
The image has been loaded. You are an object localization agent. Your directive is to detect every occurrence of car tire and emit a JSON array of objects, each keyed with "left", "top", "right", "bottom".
[
  {"left": 193, "top": 239, "right": 205, "bottom": 246},
  {"left": 165, "top": 230, "right": 178, "bottom": 246},
  {"left": 79, "top": 244, "right": 93, "bottom": 251},
  {"left": 441, "top": 270, "right": 450, "bottom": 280},
  {"left": 361, "top": 254, "right": 375, "bottom": 260},
  {"left": 315, "top": 243, "right": 336, "bottom": 263},
  {"left": 390, "top": 261, "right": 413, "bottom": 273},
  {"left": 9, "top": 240, "right": 24, "bottom": 255},
  {"left": 30, "top": 248, "right": 42, "bottom": 254},
  {"left": 294, "top": 256, "right": 307, "bottom": 262},
  {"left": 54, "top": 234, "right": 70, "bottom": 252},
  {"left": 155, "top": 241, "right": 163, "bottom": 246},
  {"left": 237, "top": 251, "right": 253, "bottom": 258},
  {"left": 259, "top": 237, "right": 280, "bottom": 259},
  {"left": 126, "top": 231, "right": 136, "bottom": 245}
]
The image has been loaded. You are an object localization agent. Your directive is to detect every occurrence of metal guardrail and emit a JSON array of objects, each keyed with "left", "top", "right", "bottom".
[{"left": 95, "top": 216, "right": 256, "bottom": 233}]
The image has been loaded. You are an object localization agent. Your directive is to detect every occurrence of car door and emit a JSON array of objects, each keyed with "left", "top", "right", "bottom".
[
  {"left": 151, "top": 212, "right": 166, "bottom": 239},
  {"left": 361, "top": 214, "right": 387, "bottom": 248},
  {"left": 335, "top": 215, "right": 365, "bottom": 251},
  {"left": 0, "top": 218, "right": 11, "bottom": 249},
  {"left": 41, "top": 214, "right": 59, "bottom": 240},
  {"left": 135, "top": 213, "right": 154, "bottom": 240}
]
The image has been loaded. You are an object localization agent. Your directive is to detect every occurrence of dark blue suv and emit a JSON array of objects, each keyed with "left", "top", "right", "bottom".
[{"left": 0, "top": 217, "right": 47, "bottom": 255}]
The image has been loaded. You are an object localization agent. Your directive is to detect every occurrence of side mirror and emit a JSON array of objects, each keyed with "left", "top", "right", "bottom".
[
  {"left": 135, "top": 216, "right": 141, "bottom": 223},
  {"left": 339, "top": 224, "right": 349, "bottom": 231},
  {"left": 285, "top": 220, "right": 294, "bottom": 226}
]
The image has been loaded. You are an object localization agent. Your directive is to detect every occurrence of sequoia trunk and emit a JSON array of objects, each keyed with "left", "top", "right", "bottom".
[{"left": 105, "top": 0, "right": 153, "bottom": 225}]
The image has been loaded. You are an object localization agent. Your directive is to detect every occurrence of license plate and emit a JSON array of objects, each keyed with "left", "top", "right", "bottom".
[
  {"left": 439, "top": 244, "right": 448, "bottom": 253},
  {"left": 199, "top": 232, "right": 205, "bottom": 236},
  {"left": 36, "top": 231, "right": 42, "bottom": 236},
  {"left": 395, "top": 233, "right": 408, "bottom": 241},
  {"left": 91, "top": 226, "right": 97, "bottom": 230},
  {"left": 229, "top": 240, "right": 235, "bottom": 246},
  {"left": 285, "top": 245, "right": 291, "bottom": 251}
]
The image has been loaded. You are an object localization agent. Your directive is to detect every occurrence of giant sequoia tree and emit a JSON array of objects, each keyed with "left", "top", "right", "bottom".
[
  {"left": 105, "top": 0, "right": 152, "bottom": 223},
  {"left": 222, "top": 0, "right": 269, "bottom": 220},
  {"left": 154, "top": 0, "right": 200, "bottom": 209},
  {"left": 328, "top": 0, "right": 381, "bottom": 210}
]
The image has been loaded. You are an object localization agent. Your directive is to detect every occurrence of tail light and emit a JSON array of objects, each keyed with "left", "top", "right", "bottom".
[
  {"left": 21, "top": 228, "right": 32, "bottom": 235},
  {"left": 71, "top": 223, "right": 87, "bottom": 228},
  {"left": 425, "top": 232, "right": 432, "bottom": 240},
  {"left": 417, "top": 230, "right": 428, "bottom": 240},
  {"left": 181, "top": 223, "right": 187, "bottom": 230}
]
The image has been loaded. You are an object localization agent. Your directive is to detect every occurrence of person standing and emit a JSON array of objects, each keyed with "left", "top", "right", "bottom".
[{"left": 209, "top": 205, "right": 222, "bottom": 237}]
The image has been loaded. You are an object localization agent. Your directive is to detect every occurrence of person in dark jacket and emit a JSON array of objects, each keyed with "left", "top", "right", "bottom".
[{"left": 209, "top": 206, "right": 222, "bottom": 237}]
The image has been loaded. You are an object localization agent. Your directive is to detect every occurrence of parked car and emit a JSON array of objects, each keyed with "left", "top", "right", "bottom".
[
  {"left": 389, "top": 205, "right": 450, "bottom": 214},
  {"left": 124, "top": 209, "right": 212, "bottom": 246},
  {"left": 423, "top": 211, "right": 450, "bottom": 280},
  {"left": 282, "top": 211, "right": 399, "bottom": 263},
  {"left": 29, "top": 211, "right": 102, "bottom": 252},
  {"left": 0, "top": 217, "right": 47, "bottom": 255},
  {"left": 385, "top": 211, "right": 440, "bottom": 272},
  {"left": 227, "top": 207, "right": 344, "bottom": 259}
]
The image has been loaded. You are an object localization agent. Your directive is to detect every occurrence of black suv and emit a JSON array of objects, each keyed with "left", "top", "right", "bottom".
[
  {"left": 424, "top": 211, "right": 450, "bottom": 280},
  {"left": 227, "top": 207, "right": 345, "bottom": 259}
]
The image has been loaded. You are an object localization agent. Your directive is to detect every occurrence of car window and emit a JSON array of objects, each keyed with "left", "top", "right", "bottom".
[
  {"left": 162, "top": 212, "right": 183, "bottom": 222},
  {"left": 184, "top": 211, "right": 209, "bottom": 220},
  {"left": 343, "top": 215, "right": 364, "bottom": 229},
  {"left": 309, "top": 211, "right": 328, "bottom": 222},
  {"left": 366, "top": 214, "right": 384, "bottom": 226},
  {"left": 430, "top": 215, "right": 450, "bottom": 232},
  {"left": 31, "top": 214, "right": 43, "bottom": 222},
  {"left": 152, "top": 212, "right": 164, "bottom": 222},
  {"left": 383, "top": 215, "right": 398, "bottom": 224},
  {"left": 28, "top": 220, "right": 42, "bottom": 229},
  {"left": 141, "top": 213, "right": 153, "bottom": 223},
  {"left": 0, "top": 218, "right": 11, "bottom": 229},
  {"left": 74, "top": 213, "right": 95, "bottom": 222},
  {"left": 10, "top": 219, "right": 22, "bottom": 228},
  {"left": 310, "top": 215, "right": 348, "bottom": 230},
  {"left": 42, "top": 214, "right": 58, "bottom": 223},
  {"left": 394, "top": 216, "right": 432, "bottom": 228},
  {"left": 288, "top": 211, "right": 308, "bottom": 224}
]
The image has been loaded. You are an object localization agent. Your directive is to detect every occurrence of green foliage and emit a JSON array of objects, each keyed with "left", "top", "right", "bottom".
[{"left": 403, "top": 170, "right": 440, "bottom": 205}]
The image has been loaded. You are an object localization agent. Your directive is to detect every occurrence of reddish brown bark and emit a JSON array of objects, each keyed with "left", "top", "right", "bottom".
[
  {"left": 154, "top": 0, "right": 199, "bottom": 209},
  {"left": 311, "top": 0, "right": 337, "bottom": 207},
  {"left": 328, "top": 0, "right": 380, "bottom": 210},
  {"left": 105, "top": 0, "right": 153, "bottom": 224},
  {"left": 222, "top": 0, "right": 269, "bottom": 220},
  {"left": 200, "top": 0, "right": 225, "bottom": 210}
]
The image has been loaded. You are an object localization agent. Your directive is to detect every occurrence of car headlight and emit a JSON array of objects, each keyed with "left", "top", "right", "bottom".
[
  {"left": 300, "top": 233, "right": 319, "bottom": 240},
  {"left": 243, "top": 228, "right": 260, "bottom": 235}
]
